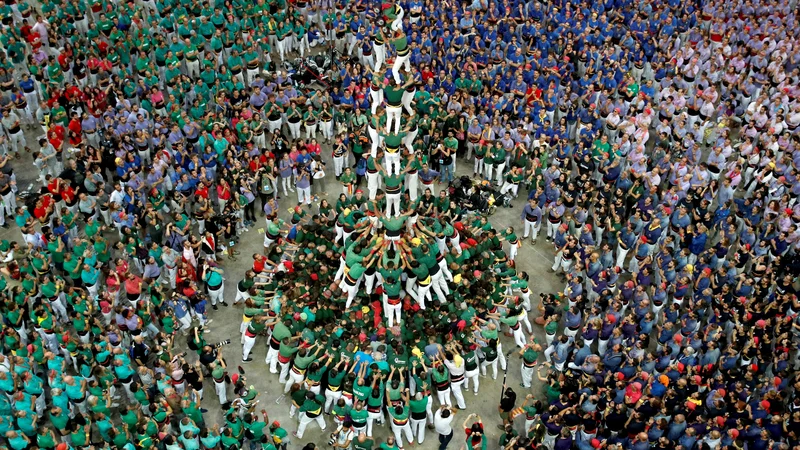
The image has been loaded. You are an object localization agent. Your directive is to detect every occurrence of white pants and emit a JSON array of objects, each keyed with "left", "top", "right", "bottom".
[
  {"left": 384, "top": 298, "right": 402, "bottom": 327},
  {"left": 403, "top": 128, "right": 418, "bottom": 154},
  {"left": 324, "top": 389, "right": 342, "bottom": 413},
  {"left": 406, "top": 173, "right": 419, "bottom": 200},
  {"left": 320, "top": 120, "right": 334, "bottom": 140},
  {"left": 521, "top": 364, "right": 534, "bottom": 388},
  {"left": 370, "top": 88, "right": 383, "bottom": 114},
  {"left": 464, "top": 369, "right": 479, "bottom": 394},
  {"left": 500, "top": 182, "right": 519, "bottom": 197},
  {"left": 8, "top": 131, "right": 25, "bottom": 154},
  {"left": 616, "top": 245, "right": 630, "bottom": 269},
  {"left": 410, "top": 417, "right": 427, "bottom": 443},
  {"left": 368, "top": 126, "right": 381, "bottom": 158},
  {"left": 265, "top": 346, "right": 280, "bottom": 373},
  {"left": 436, "top": 387, "right": 451, "bottom": 407},
  {"left": 244, "top": 67, "right": 259, "bottom": 85},
  {"left": 523, "top": 220, "right": 540, "bottom": 240},
  {"left": 386, "top": 193, "right": 401, "bottom": 217},
  {"left": 288, "top": 121, "right": 302, "bottom": 140},
  {"left": 296, "top": 412, "right": 326, "bottom": 439},
  {"left": 297, "top": 186, "right": 311, "bottom": 204},
  {"left": 392, "top": 54, "right": 411, "bottom": 84},
  {"left": 207, "top": 284, "right": 224, "bottom": 305},
  {"left": 473, "top": 157, "right": 484, "bottom": 175},
  {"left": 214, "top": 379, "right": 228, "bottom": 405},
  {"left": 386, "top": 105, "right": 402, "bottom": 134},
  {"left": 186, "top": 59, "right": 200, "bottom": 78},
  {"left": 305, "top": 123, "right": 318, "bottom": 140},
  {"left": 402, "top": 89, "right": 416, "bottom": 116},
  {"left": 385, "top": 151, "right": 401, "bottom": 175},
  {"left": 450, "top": 380, "right": 467, "bottom": 409},
  {"left": 374, "top": 44, "right": 386, "bottom": 71},
  {"left": 391, "top": 421, "right": 414, "bottom": 446},
  {"left": 367, "top": 171, "right": 380, "bottom": 200},
  {"left": 333, "top": 155, "right": 346, "bottom": 177},
  {"left": 495, "top": 162, "right": 506, "bottom": 185},
  {"left": 242, "top": 335, "right": 256, "bottom": 360}
]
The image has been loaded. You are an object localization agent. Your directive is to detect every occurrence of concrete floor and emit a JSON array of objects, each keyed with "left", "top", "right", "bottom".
[{"left": 4, "top": 127, "right": 563, "bottom": 447}]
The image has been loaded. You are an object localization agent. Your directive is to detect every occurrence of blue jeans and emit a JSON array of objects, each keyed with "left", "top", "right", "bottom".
[
  {"left": 441, "top": 162, "right": 455, "bottom": 184},
  {"left": 439, "top": 431, "right": 454, "bottom": 450}
]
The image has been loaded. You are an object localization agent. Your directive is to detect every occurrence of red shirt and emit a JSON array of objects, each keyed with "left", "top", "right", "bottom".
[
  {"left": 60, "top": 185, "right": 76, "bottom": 204},
  {"left": 195, "top": 185, "right": 209, "bottom": 199},
  {"left": 33, "top": 195, "right": 53, "bottom": 220},
  {"left": 68, "top": 119, "right": 82, "bottom": 146},
  {"left": 48, "top": 125, "right": 65, "bottom": 151},
  {"left": 253, "top": 258, "right": 265, "bottom": 273},
  {"left": 216, "top": 184, "right": 231, "bottom": 201}
]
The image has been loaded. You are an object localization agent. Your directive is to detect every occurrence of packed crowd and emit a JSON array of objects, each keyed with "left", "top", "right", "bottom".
[{"left": 0, "top": 0, "right": 798, "bottom": 448}]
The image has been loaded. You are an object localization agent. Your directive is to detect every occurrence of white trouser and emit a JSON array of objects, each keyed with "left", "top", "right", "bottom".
[
  {"left": 616, "top": 245, "right": 630, "bottom": 269},
  {"left": 385, "top": 105, "right": 402, "bottom": 134},
  {"left": 406, "top": 173, "right": 419, "bottom": 200},
  {"left": 368, "top": 126, "right": 382, "bottom": 157},
  {"left": 385, "top": 150, "right": 401, "bottom": 175},
  {"left": 367, "top": 171, "right": 380, "bottom": 200},
  {"left": 284, "top": 369, "right": 304, "bottom": 394},
  {"left": 450, "top": 380, "right": 467, "bottom": 409},
  {"left": 8, "top": 130, "right": 25, "bottom": 154},
  {"left": 391, "top": 421, "right": 414, "bottom": 446},
  {"left": 277, "top": 38, "right": 288, "bottom": 60},
  {"left": 402, "top": 89, "right": 416, "bottom": 115},
  {"left": 288, "top": 121, "right": 302, "bottom": 140},
  {"left": 521, "top": 364, "right": 534, "bottom": 388},
  {"left": 370, "top": 88, "right": 383, "bottom": 114},
  {"left": 495, "top": 162, "right": 506, "bottom": 185},
  {"left": 403, "top": 128, "right": 418, "bottom": 154},
  {"left": 320, "top": 120, "right": 334, "bottom": 140},
  {"left": 436, "top": 387, "right": 451, "bottom": 407},
  {"left": 207, "top": 284, "right": 224, "bottom": 305},
  {"left": 384, "top": 298, "right": 402, "bottom": 327},
  {"left": 523, "top": 220, "right": 540, "bottom": 240},
  {"left": 500, "top": 182, "right": 519, "bottom": 197},
  {"left": 265, "top": 346, "right": 280, "bottom": 373},
  {"left": 246, "top": 67, "right": 260, "bottom": 85},
  {"left": 186, "top": 59, "right": 200, "bottom": 78},
  {"left": 297, "top": 186, "right": 312, "bottom": 204},
  {"left": 268, "top": 119, "right": 282, "bottom": 133},
  {"left": 367, "top": 410, "right": 384, "bottom": 437},
  {"left": 392, "top": 54, "right": 411, "bottom": 84},
  {"left": 410, "top": 417, "right": 427, "bottom": 443},
  {"left": 234, "top": 288, "right": 250, "bottom": 304},
  {"left": 214, "top": 379, "right": 227, "bottom": 405},
  {"left": 374, "top": 44, "right": 385, "bottom": 71},
  {"left": 480, "top": 358, "right": 499, "bottom": 379},
  {"left": 242, "top": 335, "right": 256, "bottom": 360},
  {"left": 386, "top": 193, "right": 401, "bottom": 217},
  {"left": 324, "top": 389, "right": 342, "bottom": 413},
  {"left": 464, "top": 369, "right": 479, "bottom": 394},
  {"left": 305, "top": 123, "right": 318, "bottom": 139},
  {"left": 296, "top": 412, "right": 326, "bottom": 439},
  {"left": 473, "top": 157, "right": 484, "bottom": 175}
]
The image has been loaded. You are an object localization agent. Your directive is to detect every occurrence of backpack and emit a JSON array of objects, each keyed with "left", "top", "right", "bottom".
[{"left": 356, "top": 157, "right": 367, "bottom": 176}]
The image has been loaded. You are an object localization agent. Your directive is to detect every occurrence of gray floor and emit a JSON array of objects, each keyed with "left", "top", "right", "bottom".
[{"left": 5, "top": 126, "right": 563, "bottom": 447}]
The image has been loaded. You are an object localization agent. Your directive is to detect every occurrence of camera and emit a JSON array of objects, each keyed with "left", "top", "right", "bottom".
[{"left": 214, "top": 339, "right": 232, "bottom": 348}]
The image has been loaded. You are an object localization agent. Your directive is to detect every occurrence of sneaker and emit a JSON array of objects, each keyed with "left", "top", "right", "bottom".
[
  {"left": 212, "top": 304, "right": 218, "bottom": 311},
  {"left": 242, "top": 358, "right": 253, "bottom": 363}
]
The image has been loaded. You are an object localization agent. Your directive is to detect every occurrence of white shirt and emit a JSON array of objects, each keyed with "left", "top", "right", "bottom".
[{"left": 433, "top": 410, "right": 454, "bottom": 435}]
